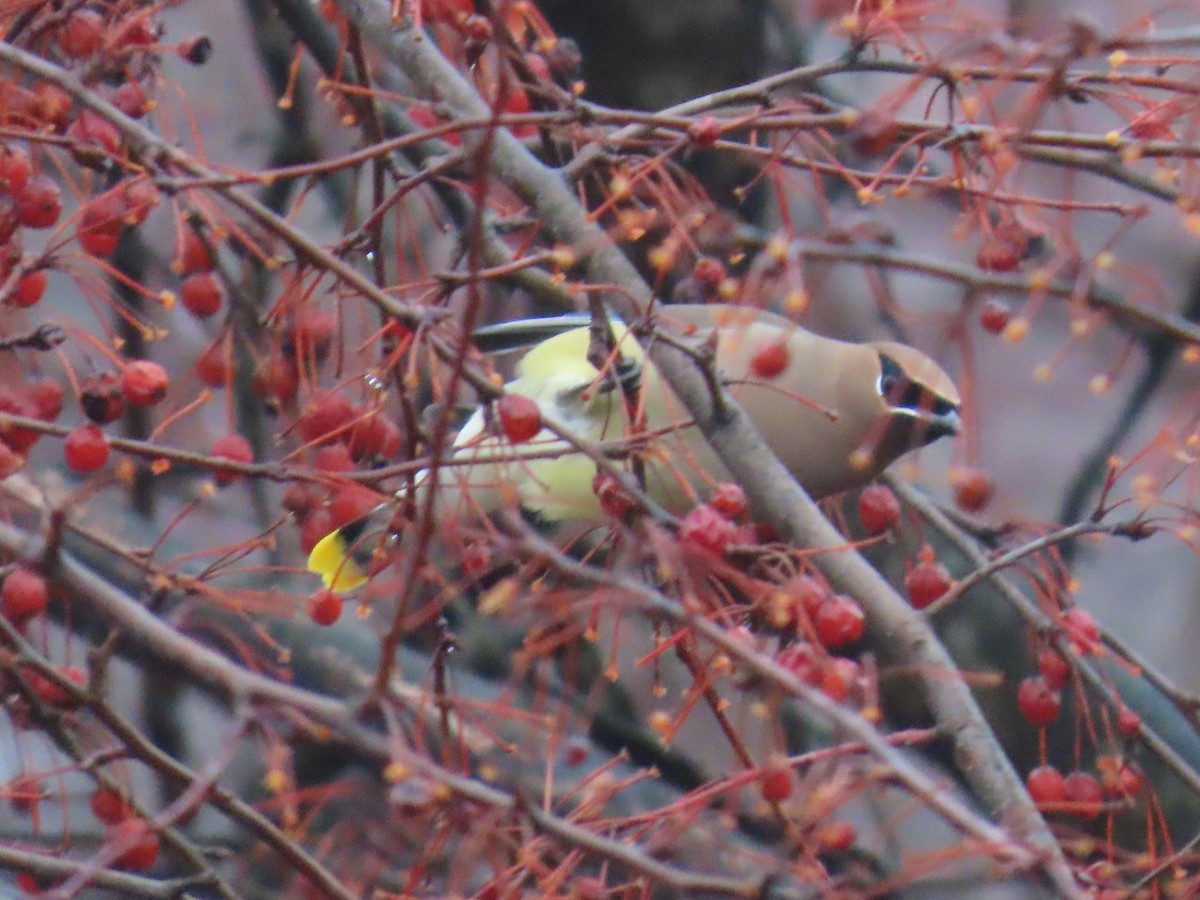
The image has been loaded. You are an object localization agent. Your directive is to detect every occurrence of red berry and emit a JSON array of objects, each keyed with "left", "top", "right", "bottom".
[
  {"left": 777, "top": 641, "right": 821, "bottom": 684},
  {"left": 1115, "top": 764, "right": 1141, "bottom": 798},
  {"left": 179, "top": 271, "right": 222, "bottom": 318},
  {"left": 16, "top": 175, "right": 61, "bottom": 228},
  {"left": 1129, "top": 106, "right": 1176, "bottom": 141},
  {"left": 86, "top": 191, "right": 129, "bottom": 228},
  {"left": 817, "top": 821, "right": 856, "bottom": 853},
  {"left": 561, "top": 738, "right": 589, "bottom": 767},
  {"left": 463, "top": 13, "right": 492, "bottom": 42},
  {"left": 408, "top": 103, "right": 462, "bottom": 145},
  {"left": 24, "top": 376, "right": 59, "bottom": 420},
  {"left": 758, "top": 759, "right": 793, "bottom": 803},
  {"left": 23, "top": 665, "right": 84, "bottom": 708},
  {"left": 252, "top": 354, "right": 298, "bottom": 407},
  {"left": 76, "top": 194, "right": 126, "bottom": 257},
  {"left": 2, "top": 567, "right": 48, "bottom": 625},
  {"left": 820, "top": 656, "right": 860, "bottom": 702},
  {"left": 0, "top": 388, "right": 40, "bottom": 453},
  {"left": 298, "top": 506, "right": 334, "bottom": 554},
  {"left": 12, "top": 269, "right": 47, "bottom": 307},
  {"left": 285, "top": 307, "right": 336, "bottom": 362},
  {"left": 313, "top": 443, "right": 354, "bottom": 473},
  {"left": 194, "top": 342, "right": 231, "bottom": 388},
  {"left": 951, "top": 466, "right": 994, "bottom": 512},
  {"left": 111, "top": 81, "right": 151, "bottom": 119},
  {"left": 1026, "top": 765, "right": 1066, "bottom": 804},
  {"left": 80, "top": 371, "right": 125, "bottom": 424},
  {"left": 116, "top": 15, "right": 157, "bottom": 48},
  {"left": 850, "top": 109, "right": 899, "bottom": 156},
  {"left": 281, "top": 484, "right": 317, "bottom": 521},
  {"left": 78, "top": 224, "right": 120, "bottom": 256},
  {"left": 307, "top": 589, "right": 343, "bottom": 626},
  {"left": 496, "top": 393, "right": 542, "bottom": 443},
  {"left": 692, "top": 256, "right": 726, "bottom": 289},
  {"left": 328, "top": 484, "right": 380, "bottom": 529},
  {"left": 502, "top": 85, "right": 535, "bottom": 138},
  {"left": 979, "top": 298, "right": 1012, "bottom": 335},
  {"left": 64, "top": 422, "right": 110, "bottom": 472},
  {"left": 9, "top": 775, "right": 42, "bottom": 815},
  {"left": 24, "top": 379, "right": 62, "bottom": 421},
  {"left": 121, "top": 179, "right": 159, "bottom": 224},
  {"left": 112, "top": 818, "right": 160, "bottom": 870},
  {"left": 30, "top": 82, "right": 72, "bottom": 131},
  {"left": 975, "top": 232, "right": 1022, "bottom": 272},
  {"left": 1037, "top": 647, "right": 1070, "bottom": 690},
  {"left": 210, "top": 434, "right": 253, "bottom": 485},
  {"left": 709, "top": 482, "right": 746, "bottom": 519},
  {"left": 90, "top": 787, "right": 132, "bottom": 824},
  {"left": 382, "top": 320, "right": 412, "bottom": 347},
  {"left": 175, "top": 229, "right": 213, "bottom": 274},
  {"left": 784, "top": 574, "right": 830, "bottom": 621},
  {"left": 67, "top": 109, "right": 121, "bottom": 156},
  {"left": 1063, "top": 608, "right": 1100, "bottom": 654},
  {"left": 58, "top": 9, "right": 104, "bottom": 58},
  {"left": 678, "top": 503, "right": 739, "bottom": 556},
  {"left": 1017, "top": 675, "right": 1061, "bottom": 726},
  {"left": 16, "top": 871, "right": 46, "bottom": 894},
  {"left": 905, "top": 556, "right": 952, "bottom": 610},
  {"left": 1116, "top": 706, "right": 1141, "bottom": 739},
  {"left": 1062, "top": 770, "right": 1103, "bottom": 819},
  {"left": 121, "top": 360, "right": 169, "bottom": 406},
  {"left": 592, "top": 471, "right": 636, "bottom": 518},
  {"left": 346, "top": 408, "right": 397, "bottom": 460},
  {"left": 0, "top": 146, "right": 31, "bottom": 193},
  {"left": 857, "top": 483, "right": 900, "bottom": 534},
  {"left": 460, "top": 542, "right": 491, "bottom": 576},
  {"left": 749, "top": 340, "right": 789, "bottom": 380},
  {"left": 688, "top": 115, "right": 721, "bottom": 147},
  {"left": 814, "top": 595, "right": 865, "bottom": 649},
  {"left": 297, "top": 390, "right": 354, "bottom": 445}
]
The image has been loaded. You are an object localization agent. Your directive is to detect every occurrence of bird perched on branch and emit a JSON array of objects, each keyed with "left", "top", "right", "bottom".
[{"left": 308, "top": 304, "right": 960, "bottom": 591}]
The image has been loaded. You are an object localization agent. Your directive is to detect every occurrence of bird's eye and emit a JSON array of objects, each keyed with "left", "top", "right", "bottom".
[{"left": 877, "top": 354, "right": 906, "bottom": 400}]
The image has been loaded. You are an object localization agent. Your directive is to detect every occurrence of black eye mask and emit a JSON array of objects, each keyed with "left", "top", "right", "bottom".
[{"left": 877, "top": 353, "right": 958, "bottom": 419}]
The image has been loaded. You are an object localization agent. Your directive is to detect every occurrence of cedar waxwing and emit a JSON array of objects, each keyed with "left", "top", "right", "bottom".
[{"left": 308, "top": 304, "right": 960, "bottom": 591}]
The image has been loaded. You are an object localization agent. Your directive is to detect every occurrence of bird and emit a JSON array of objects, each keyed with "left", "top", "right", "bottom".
[{"left": 308, "top": 304, "right": 960, "bottom": 591}]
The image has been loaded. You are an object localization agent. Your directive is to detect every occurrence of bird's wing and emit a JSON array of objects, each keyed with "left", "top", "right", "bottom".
[{"left": 471, "top": 314, "right": 593, "bottom": 355}]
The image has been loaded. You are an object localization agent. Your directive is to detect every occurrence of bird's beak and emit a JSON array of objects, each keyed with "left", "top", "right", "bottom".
[{"left": 925, "top": 407, "right": 961, "bottom": 439}]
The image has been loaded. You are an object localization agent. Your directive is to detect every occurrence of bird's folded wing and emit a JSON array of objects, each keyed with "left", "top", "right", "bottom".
[{"left": 471, "top": 314, "right": 593, "bottom": 354}]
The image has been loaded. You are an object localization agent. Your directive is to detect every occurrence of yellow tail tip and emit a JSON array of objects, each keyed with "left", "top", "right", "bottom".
[{"left": 307, "top": 528, "right": 368, "bottom": 593}]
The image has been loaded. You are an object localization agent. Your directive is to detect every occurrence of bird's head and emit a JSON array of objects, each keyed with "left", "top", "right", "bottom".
[{"left": 865, "top": 341, "right": 960, "bottom": 462}]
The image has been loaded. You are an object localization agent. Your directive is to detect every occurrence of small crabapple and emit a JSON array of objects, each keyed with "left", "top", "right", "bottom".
[
  {"left": 496, "top": 394, "right": 541, "bottom": 443},
  {"left": 749, "top": 340, "right": 789, "bottom": 379},
  {"left": 64, "top": 423, "right": 110, "bottom": 472},
  {"left": 1026, "top": 765, "right": 1066, "bottom": 804},
  {"left": 1016, "top": 675, "right": 1061, "bottom": 726},
  {"left": 857, "top": 483, "right": 900, "bottom": 534}
]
